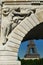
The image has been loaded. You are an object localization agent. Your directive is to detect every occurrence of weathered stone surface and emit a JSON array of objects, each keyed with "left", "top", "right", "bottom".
[
  {"left": 0, "top": 56, "right": 17, "bottom": 61},
  {"left": 8, "top": 32, "right": 23, "bottom": 41},
  {"left": 0, "top": 1, "right": 43, "bottom": 65},
  {"left": 0, "top": 51, "right": 18, "bottom": 56},
  {"left": 31, "top": 14, "right": 39, "bottom": 24},
  {"left": 36, "top": 11, "right": 43, "bottom": 23},
  {"left": 0, "top": 61, "right": 21, "bottom": 65},
  {"left": 8, "top": 37, "right": 21, "bottom": 44}
]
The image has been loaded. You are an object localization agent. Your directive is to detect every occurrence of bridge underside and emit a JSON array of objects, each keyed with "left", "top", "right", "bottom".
[
  {"left": 0, "top": 1, "right": 43, "bottom": 65},
  {"left": 22, "top": 22, "right": 43, "bottom": 42}
]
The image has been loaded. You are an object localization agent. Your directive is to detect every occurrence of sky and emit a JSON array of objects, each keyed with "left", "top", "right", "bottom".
[{"left": 18, "top": 40, "right": 43, "bottom": 59}]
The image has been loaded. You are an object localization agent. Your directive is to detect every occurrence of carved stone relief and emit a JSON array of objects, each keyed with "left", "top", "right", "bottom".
[{"left": 1, "top": 6, "right": 36, "bottom": 45}]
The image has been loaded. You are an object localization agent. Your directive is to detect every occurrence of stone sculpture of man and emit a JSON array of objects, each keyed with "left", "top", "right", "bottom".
[
  {"left": 1, "top": 7, "right": 32, "bottom": 45},
  {"left": 1, "top": 7, "right": 12, "bottom": 45},
  {"left": 1, "top": 7, "right": 25, "bottom": 45}
]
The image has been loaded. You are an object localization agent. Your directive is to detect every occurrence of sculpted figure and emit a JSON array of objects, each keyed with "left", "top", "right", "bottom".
[
  {"left": 1, "top": 7, "right": 13, "bottom": 45},
  {"left": 11, "top": 8, "right": 25, "bottom": 30},
  {"left": 11, "top": 7, "right": 31, "bottom": 30},
  {"left": 1, "top": 7, "right": 32, "bottom": 45}
]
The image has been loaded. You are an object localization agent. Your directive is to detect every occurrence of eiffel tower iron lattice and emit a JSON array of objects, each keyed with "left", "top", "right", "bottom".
[{"left": 24, "top": 40, "right": 40, "bottom": 60}]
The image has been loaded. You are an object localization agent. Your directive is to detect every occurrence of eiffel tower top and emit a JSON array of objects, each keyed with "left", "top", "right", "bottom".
[
  {"left": 27, "top": 40, "right": 36, "bottom": 47},
  {"left": 29, "top": 40, "right": 35, "bottom": 44}
]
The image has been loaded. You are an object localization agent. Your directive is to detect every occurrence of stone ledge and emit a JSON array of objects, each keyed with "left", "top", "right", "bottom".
[
  {"left": 2, "top": 1, "right": 41, "bottom": 5},
  {"left": 0, "top": 61, "right": 21, "bottom": 65}
]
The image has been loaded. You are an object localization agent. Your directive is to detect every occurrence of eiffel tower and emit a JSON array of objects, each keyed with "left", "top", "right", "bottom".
[{"left": 24, "top": 40, "right": 40, "bottom": 60}]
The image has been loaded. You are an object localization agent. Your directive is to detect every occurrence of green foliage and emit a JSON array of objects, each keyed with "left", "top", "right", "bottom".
[{"left": 20, "top": 58, "right": 43, "bottom": 65}]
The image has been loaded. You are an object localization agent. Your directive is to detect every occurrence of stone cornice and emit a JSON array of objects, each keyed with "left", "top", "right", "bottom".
[{"left": 2, "top": 1, "right": 42, "bottom": 5}]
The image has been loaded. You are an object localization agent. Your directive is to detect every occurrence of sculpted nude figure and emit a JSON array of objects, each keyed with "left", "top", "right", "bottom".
[{"left": 1, "top": 7, "right": 32, "bottom": 45}]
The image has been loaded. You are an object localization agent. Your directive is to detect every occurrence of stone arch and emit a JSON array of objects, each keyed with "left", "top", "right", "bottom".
[
  {"left": 0, "top": 10, "right": 43, "bottom": 65},
  {"left": 22, "top": 22, "right": 43, "bottom": 41}
]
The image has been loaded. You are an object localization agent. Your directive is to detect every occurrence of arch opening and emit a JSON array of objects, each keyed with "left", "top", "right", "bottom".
[
  {"left": 18, "top": 40, "right": 43, "bottom": 59},
  {"left": 22, "top": 22, "right": 43, "bottom": 42},
  {"left": 18, "top": 22, "right": 43, "bottom": 59}
]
